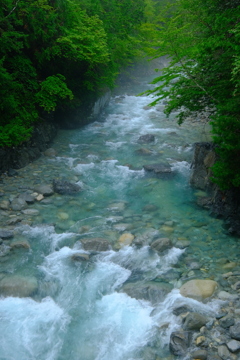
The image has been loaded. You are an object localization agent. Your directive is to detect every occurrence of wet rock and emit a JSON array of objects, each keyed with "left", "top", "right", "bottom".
[
  {"left": 183, "top": 312, "right": 208, "bottom": 331},
  {"left": 173, "top": 305, "right": 193, "bottom": 316},
  {"left": 218, "top": 345, "right": 232, "bottom": 360},
  {"left": 44, "top": 148, "right": 57, "bottom": 157},
  {"left": 53, "top": 179, "right": 81, "bottom": 195},
  {"left": 219, "top": 314, "right": 235, "bottom": 329},
  {"left": 143, "top": 204, "right": 158, "bottom": 212},
  {"left": 195, "top": 336, "right": 206, "bottom": 346},
  {"left": 137, "top": 134, "right": 155, "bottom": 143},
  {"left": 35, "top": 184, "right": 54, "bottom": 196},
  {"left": 121, "top": 281, "right": 173, "bottom": 305},
  {"left": 218, "top": 291, "right": 238, "bottom": 301},
  {"left": 191, "top": 349, "right": 208, "bottom": 360},
  {"left": 175, "top": 239, "right": 191, "bottom": 249},
  {"left": 71, "top": 253, "right": 90, "bottom": 261},
  {"left": 229, "top": 322, "right": 240, "bottom": 340},
  {"left": 11, "top": 197, "right": 27, "bottom": 211},
  {"left": 226, "top": 339, "right": 240, "bottom": 353},
  {"left": 7, "top": 168, "right": 18, "bottom": 177},
  {"left": 133, "top": 229, "right": 160, "bottom": 247},
  {"left": 151, "top": 238, "right": 172, "bottom": 253},
  {"left": 0, "top": 274, "right": 38, "bottom": 297},
  {"left": 0, "top": 244, "right": 11, "bottom": 256},
  {"left": 0, "top": 200, "right": 10, "bottom": 210},
  {"left": 108, "top": 202, "right": 126, "bottom": 212},
  {"left": 180, "top": 279, "right": 218, "bottom": 301},
  {"left": 80, "top": 238, "right": 110, "bottom": 252},
  {"left": 10, "top": 240, "right": 31, "bottom": 250},
  {"left": 0, "top": 229, "right": 14, "bottom": 239},
  {"left": 118, "top": 233, "right": 134, "bottom": 246},
  {"left": 143, "top": 163, "right": 172, "bottom": 174},
  {"left": 57, "top": 212, "right": 69, "bottom": 220},
  {"left": 169, "top": 331, "right": 191, "bottom": 356}
]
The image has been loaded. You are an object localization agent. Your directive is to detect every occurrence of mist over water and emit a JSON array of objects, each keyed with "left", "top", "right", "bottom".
[{"left": 0, "top": 66, "right": 238, "bottom": 360}]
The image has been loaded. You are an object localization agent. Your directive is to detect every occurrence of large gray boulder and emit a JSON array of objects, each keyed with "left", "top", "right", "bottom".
[
  {"left": 137, "top": 134, "right": 155, "bottom": 143},
  {"left": 183, "top": 312, "right": 208, "bottom": 330}
]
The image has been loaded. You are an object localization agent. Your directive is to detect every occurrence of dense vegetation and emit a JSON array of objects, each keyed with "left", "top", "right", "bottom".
[
  {"left": 0, "top": 0, "right": 145, "bottom": 146},
  {"left": 143, "top": 0, "right": 240, "bottom": 189},
  {"left": 1, "top": 0, "right": 240, "bottom": 190}
]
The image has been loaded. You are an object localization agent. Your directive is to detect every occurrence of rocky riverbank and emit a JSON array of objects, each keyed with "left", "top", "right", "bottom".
[{"left": 190, "top": 142, "right": 240, "bottom": 236}]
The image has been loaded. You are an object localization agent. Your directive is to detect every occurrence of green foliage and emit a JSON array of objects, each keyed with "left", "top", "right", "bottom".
[
  {"left": 144, "top": 0, "right": 240, "bottom": 189},
  {"left": 0, "top": 0, "right": 146, "bottom": 147}
]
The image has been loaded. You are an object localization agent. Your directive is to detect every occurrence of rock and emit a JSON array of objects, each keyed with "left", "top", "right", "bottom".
[
  {"left": 192, "top": 349, "right": 208, "bottom": 360},
  {"left": 226, "top": 339, "right": 240, "bottom": 353},
  {"left": 180, "top": 279, "right": 218, "bottom": 301},
  {"left": 151, "top": 238, "right": 172, "bottom": 253},
  {"left": 36, "top": 194, "right": 44, "bottom": 201},
  {"left": 183, "top": 312, "right": 208, "bottom": 331},
  {"left": 11, "top": 197, "right": 27, "bottom": 211},
  {"left": 118, "top": 233, "right": 134, "bottom": 246},
  {"left": 19, "top": 193, "right": 35, "bottom": 204},
  {"left": 143, "top": 163, "right": 172, "bottom": 174},
  {"left": 195, "top": 336, "right": 206, "bottom": 346},
  {"left": 230, "top": 322, "right": 240, "bottom": 340},
  {"left": 0, "top": 200, "right": 10, "bottom": 210},
  {"left": 218, "top": 345, "right": 232, "bottom": 360},
  {"left": 57, "top": 212, "right": 69, "bottom": 220},
  {"left": 80, "top": 238, "right": 110, "bottom": 252},
  {"left": 173, "top": 305, "right": 193, "bottom": 316},
  {"left": 121, "top": 281, "right": 173, "bottom": 305},
  {"left": 10, "top": 240, "right": 31, "bottom": 250},
  {"left": 219, "top": 314, "right": 235, "bottom": 329},
  {"left": 160, "top": 225, "right": 174, "bottom": 233},
  {"left": 175, "top": 239, "right": 191, "bottom": 249},
  {"left": 0, "top": 229, "right": 14, "bottom": 239},
  {"left": 7, "top": 168, "right": 18, "bottom": 177},
  {"left": 44, "top": 148, "right": 57, "bottom": 157},
  {"left": 137, "top": 134, "right": 155, "bottom": 143},
  {"left": 218, "top": 291, "right": 238, "bottom": 301},
  {"left": 0, "top": 244, "right": 11, "bottom": 256},
  {"left": 169, "top": 331, "right": 191, "bottom": 356},
  {"left": 108, "top": 202, "right": 126, "bottom": 212},
  {"left": 34, "top": 184, "right": 54, "bottom": 197},
  {"left": 71, "top": 253, "right": 90, "bottom": 261},
  {"left": 0, "top": 274, "right": 38, "bottom": 297},
  {"left": 143, "top": 204, "right": 158, "bottom": 212},
  {"left": 52, "top": 179, "right": 81, "bottom": 195},
  {"left": 21, "top": 209, "right": 40, "bottom": 216}
]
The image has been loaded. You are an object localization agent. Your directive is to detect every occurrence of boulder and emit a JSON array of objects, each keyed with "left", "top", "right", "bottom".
[
  {"left": 226, "top": 339, "right": 240, "bottom": 353},
  {"left": 71, "top": 253, "right": 90, "bottom": 261},
  {"left": 121, "top": 281, "right": 173, "bottom": 305},
  {"left": 229, "top": 322, "right": 240, "bottom": 340},
  {"left": 183, "top": 312, "right": 208, "bottom": 330},
  {"left": 0, "top": 274, "right": 38, "bottom": 297},
  {"left": 34, "top": 184, "right": 54, "bottom": 197},
  {"left": 169, "top": 331, "right": 191, "bottom": 356},
  {"left": 80, "top": 238, "right": 110, "bottom": 252},
  {"left": 151, "top": 238, "right": 172, "bottom": 253},
  {"left": 18, "top": 193, "right": 35, "bottom": 204},
  {"left": 10, "top": 240, "right": 31, "bottom": 250},
  {"left": 180, "top": 279, "right": 218, "bottom": 301},
  {"left": 22, "top": 209, "right": 40, "bottom": 216},
  {"left": 137, "top": 134, "right": 155, "bottom": 143},
  {"left": 44, "top": 148, "right": 57, "bottom": 157},
  {"left": 191, "top": 349, "right": 208, "bottom": 360},
  {"left": 0, "top": 200, "right": 10, "bottom": 210},
  {"left": 52, "top": 179, "right": 81, "bottom": 195}
]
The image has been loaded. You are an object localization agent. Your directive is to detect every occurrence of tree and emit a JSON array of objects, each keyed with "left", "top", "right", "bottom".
[{"left": 144, "top": 0, "right": 240, "bottom": 189}]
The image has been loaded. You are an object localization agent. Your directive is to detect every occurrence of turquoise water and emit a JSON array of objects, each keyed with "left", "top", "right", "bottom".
[{"left": 0, "top": 72, "right": 239, "bottom": 360}]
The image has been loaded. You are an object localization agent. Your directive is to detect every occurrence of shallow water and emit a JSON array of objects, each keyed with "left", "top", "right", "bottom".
[{"left": 0, "top": 70, "right": 239, "bottom": 360}]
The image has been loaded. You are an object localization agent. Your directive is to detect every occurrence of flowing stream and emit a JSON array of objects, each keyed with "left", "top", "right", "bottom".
[{"left": 0, "top": 66, "right": 239, "bottom": 360}]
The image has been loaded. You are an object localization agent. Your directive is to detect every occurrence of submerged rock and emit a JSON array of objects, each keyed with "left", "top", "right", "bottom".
[
  {"left": 118, "top": 233, "right": 134, "bottom": 246},
  {"left": 0, "top": 229, "right": 14, "bottom": 239},
  {"left": 137, "top": 134, "right": 155, "bottom": 143},
  {"left": 53, "top": 179, "right": 81, "bottom": 195},
  {"left": 144, "top": 163, "right": 172, "bottom": 174},
  {"left": 0, "top": 274, "right": 38, "bottom": 297},
  {"left": 180, "top": 279, "right": 218, "bottom": 301},
  {"left": 183, "top": 312, "right": 208, "bottom": 330},
  {"left": 35, "top": 184, "right": 54, "bottom": 196},
  {"left": 151, "top": 237, "right": 172, "bottom": 253},
  {"left": 71, "top": 253, "right": 90, "bottom": 262},
  {"left": 80, "top": 238, "right": 110, "bottom": 252}
]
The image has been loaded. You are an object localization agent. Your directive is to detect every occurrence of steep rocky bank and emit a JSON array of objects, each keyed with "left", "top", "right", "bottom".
[{"left": 190, "top": 142, "right": 240, "bottom": 235}]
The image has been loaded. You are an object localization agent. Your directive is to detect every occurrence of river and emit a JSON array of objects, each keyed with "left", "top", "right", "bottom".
[{"left": 0, "top": 65, "right": 239, "bottom": 360}]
